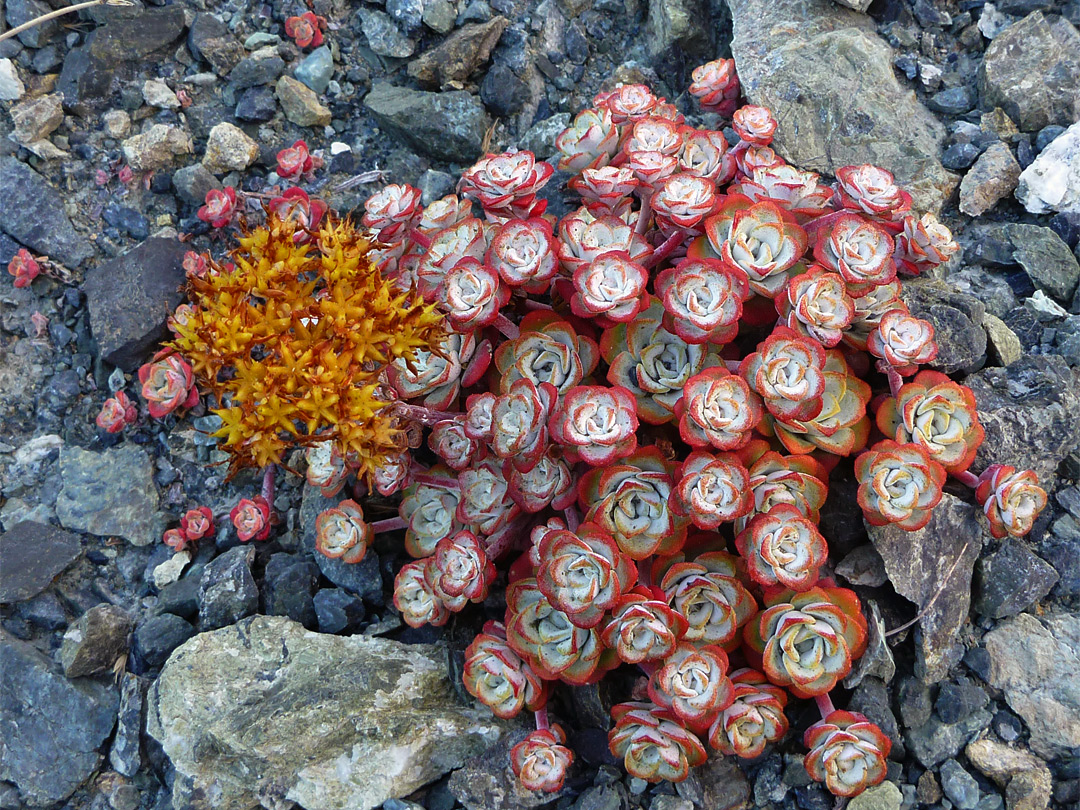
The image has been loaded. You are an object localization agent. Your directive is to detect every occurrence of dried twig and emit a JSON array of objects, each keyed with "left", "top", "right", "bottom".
[{"left": 0, "top": 0, "right": 135, "bottom": 45}]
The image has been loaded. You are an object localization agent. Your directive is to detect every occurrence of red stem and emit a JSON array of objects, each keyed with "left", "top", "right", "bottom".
[
  {"left": 724, "top": 359, "right": 742, "bottom": 374},
  {"left": 410, "top": 472, "right": 459, "bottom": 489},
  {"left": 643, "top": 230, "right": 684, "bottom": 270},
  {"left": 815, "top": 692, "right": 836, "bottom": 719},
  {"left": 953, "top": 470, "right": 980, "bottom": 489},
  {"left": 878, "top": 360, "right": 904, "bottom": 398},
  {"left": 493, "top": 313, "right": 520, "bottom": 340},
  {"left": 523, "top": 298, "right": 553, "bottom": 311},
  {"left": 563, "top": 506, "right": 581, "bottom": 532},
  {"left": 535, "top": 706, "right": 550, "bottom": 731},
  {"left": 635, "top": 195, "right": 652, "bottom": 235},
  {"left": 261, "top": 464, "right": 276, "bottom": 504},
  {"left": 408, "top": 228, "right": 433, "bottom": 251},
  {"left": 370, "top": 516, "right": 408, "bottom": 533},
  {"left": 394, "top": 402, "right": 462, "bottom": 426}
]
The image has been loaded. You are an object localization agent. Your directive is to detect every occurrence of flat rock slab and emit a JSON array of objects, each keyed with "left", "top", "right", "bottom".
[
  {"left": 55, "top": 444, "right": 165, "bottom": 547},
  {"left": 148, "top": 616, "right": 511, "bottom": 810},
  {"left": 867, "top": 493, "right": 982, "bottom": 682},
  {"left": 365, "top": 82, "right": 491, "bottom": 164},
  {"left": 0, "top": 521, "right": 82, "bottom": 602},
  {"left": 82, "top": 236, "right": 189, "bottom": 371},
  {"left": 0, "top": 157, "right": 94, "bottom": 268},
  {"left": 983, "top": 612, "right": 1080, "bottom": 759},
  {"left": 727, "top": 0, "right": 956, "bottom": 213},
  {"left": 0, "top": 635, "right": 118, "bottom": 807}
]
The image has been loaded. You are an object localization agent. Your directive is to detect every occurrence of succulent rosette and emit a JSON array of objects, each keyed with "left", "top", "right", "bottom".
[
  {"left": 648, "top": 644, "right": 734, "bottom": 730},
  {"left": 276, "top": 139, "right": 319, "bottom": 180},
  {"left": 626, "top": 150, "right": 680, "bottom": 191},
  {"left": 737, "top": 145, "right": 785, "bottom": 178},
  {"left": 8, "top": 248, "right": 41, "bottom": 288},
  {"left": 622, "top": 116, "right": 685, "bottom": 157},
  {"left": 139, "top": 353, "right": 199, "bottom": 419},
  {"left": 429, "top": 419, "right": 482, "bottom": 471},
  {"left": 654, "top": 258, "right": 749, "bottom": 345},
  {"left": 163, "top": 528, "right": 189, "bottom": 552},
  {"left": 457, "top": 457, "right": 521, "bottom": 535},
  {"left": 393, "top": 560, "right": 450, "bottom": 628},
  {"left": 548, "top": 384, "right": 638, "bottom": 466},
  {"left": 427, "top": 530, "right": 496, "bottom": 609},
  {"left": 373, "top": 451, "right": 411, "bottom": 497},
  {"left": 660, "top": 551, "right": 758, "bottom": 647},
  {"left": 579, "top": 448, "right": 689, "bottom": 559},
  {"left": 875, "top": 370, "right": 984, "bottom": 474},
  {"left": 715, "top": 201, "right": 808, "bottom": 298},
  {"left": 855, "top": 440, "right": 946, "bottom": 531},
  {"left": 608, "top": 703, "right": 708, "bottom": 783},
  {"left": 732, "top": 105, "right": 778, "bottom": 146},
  {"left": 744, "top": 586, "right": 867, "bottom": 698},
  {"left": 494, "top": 312, "right": 599, "bottom": 396},
  {"left": 438, "top": 258, "right": 510, "bottom": 331},
  {"left": 650, "top": 173, "right": 718, "bottom": 234},
  {"left": 603, "top": 298, "right": 720, "bottom": 424},
  {"left": 415, "top": 217, "right": 487, "bottom": 299},
  {"left": 569, "top": 166, "right": 639, "bottom": 215},
  {"left": 463, "top": 621, "right": 547, "bottom": 719},
  {"left": 679, "top": 129, "right": 735, "bottom": 185},
  {"left": 571, "top": 251, "right": 649, "bottom": 325},
  {"left": 197, "top": 187, "right": 237, "bottom": 228},
  {"left": 490, "top": 379, "right": 557, "bottom": 472},
  {"left": 230, "top": 495, "right": 271, "bottom": 542},
  {"left": 834, "top": 164, "right": 912, "bottom": 223},
  {"left": 842, "top": 282, "right": 906, "bottom": 352},
  {"left": 362, "top": 183, "right": 423, "bottom": 242},
  {"left": 708, "top": 668, "right": 790, "bottom": 758},
  {"left": 389, "top": 331, "right": 483, "bottom": 410},
  {"left": 537, "top": 521, "right": 636, "bottom": 628},
  {"left": 507, "top": 451, "right": 576, "bottom": 513},
  {"left": 673, "top": 451, "right": 754, "bottom": 530},
  {"left": 505, "top": 579, "right": 604, "bottom": 684},
  {"left": 675, "top": 368, "right": 763, "bottom": 451},
  {"left": 305, "top": 440, "right": 349, "bottom": 496},
  {"left": 975, "top": 465, "right": 1048, "bottom": 539},
  {"left": 602, "top": 586, "right": 690, "bottom": 664},
  {"left": 743, "top": 450, "right": 830, "bottom": 531},
  {"left": 179, "top": 506, "right": 215, "bottom": 543},
  {"left": 96, "top": 391, "right": 138, "bottom": 433},
  {"left": 733, "top": 165, "right": 834, "bottom": 222},
  {"left": 464, "top": 392, "right": 497, "bottom": 442},
  {"left": 556, "top": 107, "right": 620, "bottom": 172},
  {"left": 778, "top": 265, "right": 856, "bottom": 347},
  {"left": 284, "top": 11, "right": 324, "bottom": 48},
  {"left": 399, "top": 468, "right": 463, "bottom": 558},
  {"left": 867, "top": 309, "right": 938, "bottom": 375},
  {"left": 459, "top": 150, "right": 554, "bottom": 220},
  {"left": 511, "top": 726, "right": 575, "bottom": 793},
  {"left": 688, "top": 58, "right": 740, "bottom": 116},
  {"left": 804, "top": 711, "right": 892, "bottom": 798},
  {"left": 735, "top": 504, "right": 827, "bottom": 591},
  {"left": 597, "top": 83, "right": 660, "bottom": 124},
  {"left": 812, "top": 214, "right": 896, "bottom": 295},
  {"left": 894, "top": 212, "right": 959, "bottom": 276},
  {"left": 485, "top": 218, "right": 560, "bottom": 293},
  {"left": 740, "top": 328, "right": 827, "bottom": 423},
  {"left": 315, "top": 499, "right": 372, "bottom": 564},
  {"left": 557, "top": 213, "right": 652, "bottom": 276},
  {"left": 267, "top": 187, "right": 328, "bottom": 233}
]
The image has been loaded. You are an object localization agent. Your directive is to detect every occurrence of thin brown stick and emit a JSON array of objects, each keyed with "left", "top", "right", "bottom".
[
  {"left": 884, "top": 539, "right": 971, "bottom": 638},
  {"left": 0, "top": 0, "right": 135, "bottom": 45}
]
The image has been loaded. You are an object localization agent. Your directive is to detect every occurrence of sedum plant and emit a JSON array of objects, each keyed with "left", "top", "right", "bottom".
[{"left": 127, "top": 63, "right": 1052, "bottom": 798}]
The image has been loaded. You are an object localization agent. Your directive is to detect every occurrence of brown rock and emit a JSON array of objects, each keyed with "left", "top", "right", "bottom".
[
  {"left": 960, "top": 142, "right": 1022, "bottom": 216},
  {"left": 408, "top": 17, "right": 508, "bottom": 89},
  {"left": 60, "top": 604, "right": 134, "bottom": 678}
]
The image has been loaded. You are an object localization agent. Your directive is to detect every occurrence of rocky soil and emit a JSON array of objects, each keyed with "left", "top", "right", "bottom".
[{"left": 2, "top": 0, "right": 1080, "bottom": 809}]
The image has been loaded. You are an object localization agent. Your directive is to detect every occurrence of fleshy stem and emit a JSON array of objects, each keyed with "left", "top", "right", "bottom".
[
  {"left": 814, "top": 692, "right": 836, "bottom": 719},
  {"left": 261, "top": 464, "right": 276, "bottom": 505},
  {"left": 407, "top": 229, "right": 433, "bottom": 250},
  {"left": 725, "top": 359, "right": 742, "bottom": 374},
  {"left": 493, "top": 313, "right": 520, "bottom": 340},
  {"left": 953, "top": 470, "right": 980, "bottom": 489},
  {"left": 394, "top": 402, "right": 462, "bottom": 426},
  {"left": 0, "top": 0, "right": 134, "bottom": 44},
  {"left": 878, "top": 360, "right": 904, "bottom": 399},
  {"left": 535, "top": 706, "right": 550, "bottom": 731},
  {"left": 370, "top": 516, "right": 408, "bottom": 533},
  {"left": 643, "top": 231, "right": 684, "bottom": 270},
  {"left": 562, "top": 505, "right": 582, "bottom": 532},
  {"left": 410, "top": 471, "right": 459, "bottom": 489}
]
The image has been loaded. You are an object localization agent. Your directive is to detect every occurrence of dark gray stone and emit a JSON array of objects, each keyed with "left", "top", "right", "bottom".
[
  {"left": 973, "top": 538, "right": 1059, "bottom": 618},
  {"left": 1004, "top": 223, "right": 1080, "bottom": 305},
  {"left": 407, "top": 18, "right": 509, "bottom": 89},
  {"left": 102, "top": 204, "right": 150, "bottom": 240},
  {"left": 0, "top": 521, "right": 81, "bottom": 602},
  {"left": 929, "top": 86, "right": 975, "bottom": 115},
  {"left": 109, "top": 673, "right": 148, "bottom": 777},
  {"left": 199, "top": 545, "right": 258, "bottom": 630},
  {"left": 262, "top": 553, "right": 320, "bottom": 629},
  {"left": 1036, "top": 125, "right": 1066, "bottom": 152},
  {"left": 235, "top": 86, "right": 279, "bottom": 122},
  {"left": 228, "top": 52, "right": 286, "bottom": 89},
  {"left": 82, "top": 236, "right": 189, "bottom": 370},
  {"left": 849, "top": 677, "right": 904, "bottom": 759},
  {"left": 940, "top": 760, "right": 980, "bottom": 810},
  {"left": 979, "top": 11, "right": 1080, "bottom": 132},
  {"left": 300, "top": 484, "right": 384, "bottom": 602},
  {"left": 481, "top": 63, "right": 530, "bottom": 117},
  {"left": 188, "top": 13, "right": 245, "bottom": 75},
  {"left": 365, "top": 83, "right": 491, "bottom": 164},
  {"left": 154, "top": 569, "right": 202, "bottom": 619},
  {"left": 59, "top": 604, "right": 134, "bottom": 678},
  {"left": 313, "top": 588, "right": 365, "bottom": 634},
  {"left": 358, "top": 7, "right": 416, "bottom": 57},
  {"left": 898, "top": 676, "right": 933, "bottom": 730},
  {"left": 295, "top": 46, "right": 334, "bottom": 94},
  {"left": 902, "top": 281, "right": 987, "bottom": 374},
  {"left": 942, "top": 141, "right": 982, "bottom": 170},
  {"left": 4, "top": 0, "right": 58, "bottom": 48},
  {"left": 0, "top": 157, "right": 95, "bottom": 268},
  {"left": 131, "top": 613, "right": 195, "bottom": 673},
  {"left": 172, "top": 164, "right": 222, "bottom": 206},
  {"left": 0, "top": 635, "right": 118, "bottom": 807},
  {"left": 966, "top": 354, "right": 1080, "bottom": 485},
  {"left": 935, "top": 677, "right": 990, "bottom": 725},
  {"left": 905, "top": 709, "right": 993, "bottom": 768},
  {"left": 867, "top": 494, "right": 982, "bottom": 682}
]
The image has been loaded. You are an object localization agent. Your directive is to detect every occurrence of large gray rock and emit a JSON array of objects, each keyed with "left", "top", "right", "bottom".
[
  {"left": 978, "top": 11, "right": 1080, "bottom": 133},
  {"left": 965, "top": 354, "right": 1080, "bottom": 485},
  {"left": 82, "top": 236, "right": 189, "bottom": 370},
  {"left": 407, "top": 17, "right": 509, "bottom": 89},
  {"left": 646, "top": 0, "right": 715, "bottom": 75},
  {"left": 55, "top": 444, "right": 165, "bottom": 547},
  {"left": 727, "top": 0, "right": 955, "bottom": 213},
  {"left": 0, "top": 157, "right": 94, "bottom": 268},
  {"left": 867, "top": 493, "right": 982, "bottom": 682},
  {"left": 148, "top": 616, "right": 510, "bottom": 810},
  {"left": 366, "top": 83, "right": 491, "bottom": 164},
  {"left": 1004, "top": 223, "right": 1080, "bottom": 305},
  {"left": 1016, "top": 120, "right": 1080, "bottom": 214},
  {"left": 958, "top": 142, "right": 1021, "bottom": 217},
  {"left": 973, "top": 539, "right": 1059, "bottom": 619},
  {"left": 0, "top": 521, "right": 81, "bottom": 602},
  {"left": 188, "top": 13, "right": 245, "bottom": 76},
  {"left": 982, "top": 612, "right": 1080, "bottom": 759},
  {"left": 0, "top": 634, "right": 118, "bottom": 807},
  {"left": 901, "top": 281, "right": 987, "bottom": 375}
]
